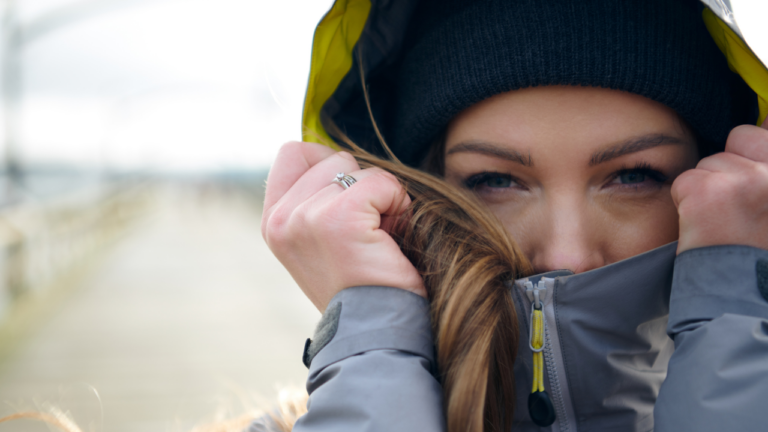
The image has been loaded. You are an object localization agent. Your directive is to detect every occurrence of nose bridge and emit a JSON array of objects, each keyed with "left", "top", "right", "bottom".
[{"left": 533, "top": 189, "right": 603, "bottom": 274}]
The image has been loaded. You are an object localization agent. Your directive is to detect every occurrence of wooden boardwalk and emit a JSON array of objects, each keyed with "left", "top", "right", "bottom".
[{"left": 0, "top": 186, "right": 320, "bottom": 432}]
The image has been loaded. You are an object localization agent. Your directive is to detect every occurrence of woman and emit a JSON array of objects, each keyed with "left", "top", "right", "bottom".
[{"left": 261, "top": 0, "right": 768, "bottom": 431}]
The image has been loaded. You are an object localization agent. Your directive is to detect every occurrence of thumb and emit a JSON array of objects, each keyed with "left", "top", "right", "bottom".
[{"left": 762, "top": 118, "right": 768, "bottom": 131}]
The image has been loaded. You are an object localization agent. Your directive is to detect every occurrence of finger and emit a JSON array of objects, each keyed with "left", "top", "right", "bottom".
[
  {"left": 297, "top": 168, "right": 411, "bottom": 237},
  {"left": 725, "top": 124, "right": 768, "bottom": 163},
  {"left": 340, "top": 168, "right": 411, "bottom": 217},
  {"left": 304, "top": 167, "right": 411, "bottom": 218},
  {"left": 670, "top": 168, "right": 708, "bottom": 208},
  {"left": 695, "top": 150, "right": 756, "bottom": 173},
  {"left": 264, "top": 141, "right": 338, "bottom": 211},
  {"left": 270, "top": 151, "right": 361, "bottom": 219},
  {"left": 380, "top": 211, "right": 411, "bottom": 234}
]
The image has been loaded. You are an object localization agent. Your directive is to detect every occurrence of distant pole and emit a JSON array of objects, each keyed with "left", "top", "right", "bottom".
[
  {"left": 1, "top": 0, "right": 22, "bottom": 199},
  {"left": 1, "top": 0, "right": 149, "bottom": 197}
]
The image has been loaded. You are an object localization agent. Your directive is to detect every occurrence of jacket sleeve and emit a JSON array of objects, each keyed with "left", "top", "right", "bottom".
[
  {"left": 655, "top": 245, "right": 768, "bottom": 431},
  {"left": 293, "top": 286, "right": 446, "bottom": 432}
]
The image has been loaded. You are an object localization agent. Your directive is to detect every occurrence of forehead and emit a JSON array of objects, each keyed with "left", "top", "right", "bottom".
[{"left": 445, "top": 85, "right": 689, "bottom": 157}]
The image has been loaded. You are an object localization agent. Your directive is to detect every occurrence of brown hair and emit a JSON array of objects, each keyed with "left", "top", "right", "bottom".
[
  {"left": 254, "top": 133, "right": 532, "bottom": 432},
  {"left": 335, "top": 131, "right": 531, "bottom": 432},
  {"left": 335, "top": 66, "right": 532, "bottom": 430}
]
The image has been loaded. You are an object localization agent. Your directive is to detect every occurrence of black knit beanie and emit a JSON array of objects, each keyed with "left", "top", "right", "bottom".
[{"left": 390, "top": 0, "right": 757, "bottom": 166}]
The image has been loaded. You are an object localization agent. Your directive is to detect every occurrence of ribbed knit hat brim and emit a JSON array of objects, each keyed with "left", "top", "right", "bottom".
[{"left": 392, "top": 0, "right": 756, "bottom": 166}]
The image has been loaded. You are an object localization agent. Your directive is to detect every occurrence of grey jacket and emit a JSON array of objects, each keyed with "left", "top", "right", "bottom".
[{"left": 264, "top": 243, "right": 768, "bottom": 431}]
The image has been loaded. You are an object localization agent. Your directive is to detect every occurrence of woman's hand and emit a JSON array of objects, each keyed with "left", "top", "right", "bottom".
[
  {"left": 672, "top": 123, "right": 768, "bottom": 254},
  {"left": 261, "top": 141, "right": 425, "bottom": 312}
]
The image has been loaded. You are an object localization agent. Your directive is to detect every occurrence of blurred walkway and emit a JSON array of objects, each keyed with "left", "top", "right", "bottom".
[{"left": 0, "top": 185, "right": 320, "bottom": 432}]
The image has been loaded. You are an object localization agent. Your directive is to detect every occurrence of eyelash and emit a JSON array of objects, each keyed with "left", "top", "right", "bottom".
[
  {"left": 611, "top": 162, "right": 669, "bottom": 186},
  {"left": 464, "top": 171, "right": 519, "bottom": 190},
  {"left": 463, "top": 162, "right": 669, "bottom": 191}
]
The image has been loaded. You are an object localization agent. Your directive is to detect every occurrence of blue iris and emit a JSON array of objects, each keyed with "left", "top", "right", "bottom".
[
  {"left": 485, "top": 176, "right": 512, "bottom": 188},
  {"left": 618, "top": 172, "right": 646, "bottom": 184}
]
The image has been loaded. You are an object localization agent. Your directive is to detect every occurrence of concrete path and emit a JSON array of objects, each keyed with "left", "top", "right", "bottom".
[{"left": 0, "top": 185, "right": 320, "bottom": 432}]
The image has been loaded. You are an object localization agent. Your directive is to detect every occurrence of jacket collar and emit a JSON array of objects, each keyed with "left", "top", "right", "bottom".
[{"left": 511, "top": 242, "right": 677, "bottom": 432}]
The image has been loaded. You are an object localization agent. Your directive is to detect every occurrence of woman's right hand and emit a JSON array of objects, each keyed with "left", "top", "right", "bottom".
[{"left": 261, "top": 141, "right": 426, "bottom": 312}]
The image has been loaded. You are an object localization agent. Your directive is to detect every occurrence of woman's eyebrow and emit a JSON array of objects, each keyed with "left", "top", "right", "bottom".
[
  {"left": 446, "top": 141, "right": 533, "bottom": 167},
  {"left": 589, "top": 134, "right": 686, "bottom": 166}
]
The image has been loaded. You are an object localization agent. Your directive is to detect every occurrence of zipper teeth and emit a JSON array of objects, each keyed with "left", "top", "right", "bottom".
[{"left": 543, "top": 311, "right": 570, "bottom": 432}]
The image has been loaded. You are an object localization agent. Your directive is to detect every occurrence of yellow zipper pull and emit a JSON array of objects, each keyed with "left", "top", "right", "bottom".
[
  {"left": 526, "top": 280, "right": 556, "bottom": 427},
  {"left": 531, "top": 307, "right": 545, "bottom": 393}
]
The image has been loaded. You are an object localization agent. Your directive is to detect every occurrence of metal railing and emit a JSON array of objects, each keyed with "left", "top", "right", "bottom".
[{"left": 0, "top": 179, "right": 154, "bottom": 321}]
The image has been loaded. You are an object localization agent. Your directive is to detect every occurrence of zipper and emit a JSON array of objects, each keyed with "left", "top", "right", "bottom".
[{"left": 517, "top": 277, "right": 577, "bottom": 432}]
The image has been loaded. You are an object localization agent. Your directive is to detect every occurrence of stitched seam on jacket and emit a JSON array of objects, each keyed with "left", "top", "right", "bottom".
[
  {"left": 554, "top": 279, "right": 578, "bottom": 432},
  {"left": 311, "top": 328, "right": 435, "bottom": 371},
  {"left": 672, "top": 293, "right": 763, "bottom": 300},
  {"left": 544, "top": 315, "right": 569, "bottom": 432},
  {"left": 330, "top": 326, "right": 433, "bottom": 345},
  {"left": 677, "top": 245, "right": 768, "bottom": 261}
]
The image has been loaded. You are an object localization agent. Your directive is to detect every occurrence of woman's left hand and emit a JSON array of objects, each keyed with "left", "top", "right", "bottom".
[{"left": 672, "top": 122, "right": 768, "bottom": 254}]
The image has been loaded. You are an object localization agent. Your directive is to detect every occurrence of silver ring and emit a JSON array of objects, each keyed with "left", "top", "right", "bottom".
[{"left": 332, "top": 172, "right": 357, "bottom": 190}]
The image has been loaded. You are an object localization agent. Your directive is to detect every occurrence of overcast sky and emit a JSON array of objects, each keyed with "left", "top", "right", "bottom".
[
  {"left": 7, "top": 0, "right": 333, "bottom": 172},
  {"left": 2, "top": 0, "right": 768, "bottom": 172}
]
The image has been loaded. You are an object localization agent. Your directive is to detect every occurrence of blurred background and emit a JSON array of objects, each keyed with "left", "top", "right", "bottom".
[
  {"left": 0, "top": 0, "right": 332, "bottom": 430},
  {"left": 0, "top": 0, "right": 765, "bottom": 431}
]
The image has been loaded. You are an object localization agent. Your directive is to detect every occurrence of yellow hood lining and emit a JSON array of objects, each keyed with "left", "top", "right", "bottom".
[
  {"left": 703, "top": 8, "right": 768, "bottom": 127},
  {"left": 301, "top": 0, "right": 371, "bottom": 146}
]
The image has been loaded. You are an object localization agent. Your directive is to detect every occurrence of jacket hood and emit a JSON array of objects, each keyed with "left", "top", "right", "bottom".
[{"left": 302, "top": 0, "right": 768, "bottom": 163}]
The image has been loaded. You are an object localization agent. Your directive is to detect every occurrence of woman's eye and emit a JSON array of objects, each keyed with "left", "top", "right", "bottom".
[
  {"left": 465, "top": 172, "right": 518, "bottom": 190},
  {"left": 617, "top": 172, "right": 646, "bottom": 184},
  {"left": 608, "top": 166, "right": 668, "bottom": 188},
  {"left": 485, "top": 176, "right": 513, "bottom": 188}
]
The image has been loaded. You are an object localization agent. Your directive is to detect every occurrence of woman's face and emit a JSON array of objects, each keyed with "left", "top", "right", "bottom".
[{"left": 444, "top": 85, "right": 699, "bottom": 274}]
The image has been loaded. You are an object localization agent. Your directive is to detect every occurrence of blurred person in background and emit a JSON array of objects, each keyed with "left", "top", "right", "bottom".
[{"left": 261, "top": 0, "right": 768, "bottom": 432}]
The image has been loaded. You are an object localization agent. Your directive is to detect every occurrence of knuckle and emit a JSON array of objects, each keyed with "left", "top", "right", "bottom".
[
  {"left": 337, "top": 151, "right": 356, "bottom": 163},
  {"left": 278, "top": 140, "right": 302, "bottom": 155},
  {"left": 671, "top": 171, "right": 696, "bottom": 196},
  {"left": 752, "top": 162, "right": 768, "bottom": 181},
  {"left": 670, "top": 179, "right": 683, "bottom": 197},
  {"left": 695, "top": 153, "right": 718, "bottom": 168},
  {"left": 729, "top": 124, "right": 755, "bottom": 139},
  {"left": 333, "top": 192, "right": 364, "bottom": 216},
  {"left": 308, "top": 204, "right": 351, "bottom": 240},
  {"left": 299, "top": 204, "right": 322, "bottom": 230},
  {"left": 749, "top": 165, "right": 768, "bottom": 200},
  {"left": 726, "top": 125, "right": 759, "bottom": 146},
  {"left": 728, "top": 166, "right": 758, "bottom": 188},
  {"left": 260, "top": 212, "right": 271, "bottom": 240},
  {"left": 675, "top": 171, "right": 736, "bottom": 209},
  {"left": 370, "top": 170, "right": 401, "bottom": 189},
  {"left": 263, "top": 207, "right": 295, "bottom": 247},
  {"left": 676, "top": 200, "right": 693, "bottom": 218},
  {"left": 297, "top": 200, "right": 337, "bottom": 236},
  {"left": 325, "top": 153, "right": 360, "bottom": 175},
  {"left": 700, "top": 174, "right": 731, "bottom": 198},
  {"left": 727, "top": 125, "right": 768, "bottom": 154}
]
